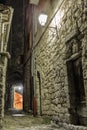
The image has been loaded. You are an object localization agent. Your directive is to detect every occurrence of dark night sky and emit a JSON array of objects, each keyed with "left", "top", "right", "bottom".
[{"left": 0, "top": 0, "right": 6, "bottom": 4}]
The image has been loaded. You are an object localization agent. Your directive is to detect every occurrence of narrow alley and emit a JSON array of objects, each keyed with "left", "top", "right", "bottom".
[{"left": 0, "top": 0, "right": 87, "bottom": 130}]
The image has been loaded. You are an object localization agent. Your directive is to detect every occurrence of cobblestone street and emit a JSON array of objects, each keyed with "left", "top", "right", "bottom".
[{"left": 2, "top": 114, "right": 65, "bottom": 130}]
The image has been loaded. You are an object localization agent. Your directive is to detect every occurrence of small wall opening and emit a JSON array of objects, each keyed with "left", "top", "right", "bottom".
[{"left": 37, "top": 71, "right": 42, "bottom": 115}]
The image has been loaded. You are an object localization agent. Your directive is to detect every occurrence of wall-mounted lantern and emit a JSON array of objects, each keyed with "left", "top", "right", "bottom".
[{"left": 38, "top": 13, "right": 59, "bottom": 38}]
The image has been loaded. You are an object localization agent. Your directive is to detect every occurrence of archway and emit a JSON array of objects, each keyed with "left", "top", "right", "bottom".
[{"left": 5, "top": 71, "right": 24, "bottom": 112}]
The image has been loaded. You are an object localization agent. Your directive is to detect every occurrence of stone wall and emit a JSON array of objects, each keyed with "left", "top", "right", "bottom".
[
  {"left": 0, "top": 5, "right": 13, "bottom": 127},
  {"left": 33, "top": 0, "right": 87, "bottom": 127}
]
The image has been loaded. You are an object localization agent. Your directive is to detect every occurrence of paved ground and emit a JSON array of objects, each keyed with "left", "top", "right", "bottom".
[{"left": 2, "top": 114, "right": 65, "bottom": 130}]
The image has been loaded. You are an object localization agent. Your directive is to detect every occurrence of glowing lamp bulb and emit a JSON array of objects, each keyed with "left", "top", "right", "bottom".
[{"left": 38, "top": 13, "right": 48, "bottom": 26}]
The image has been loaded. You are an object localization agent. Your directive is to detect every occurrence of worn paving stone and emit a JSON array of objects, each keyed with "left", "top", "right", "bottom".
[{"left": 2, "top": 114, "right": 65, "bottom": 130}]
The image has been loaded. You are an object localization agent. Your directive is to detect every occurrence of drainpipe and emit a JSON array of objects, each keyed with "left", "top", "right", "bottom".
[{"left": 29, "top": 0, "right": 40, "bottom": 117}]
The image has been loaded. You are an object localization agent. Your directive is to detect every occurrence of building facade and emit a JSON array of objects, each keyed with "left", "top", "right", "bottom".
[
  {"left": 24, "top": 0, "right": 87, "bottom": 128},
  {"left": 0, "top": 4, "right": 13, "bottom": 127}
]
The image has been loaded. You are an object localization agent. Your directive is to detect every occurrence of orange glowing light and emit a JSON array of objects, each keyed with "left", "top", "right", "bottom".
[{"left": 14, "top": 92, "right": 23, "bottom": 110}]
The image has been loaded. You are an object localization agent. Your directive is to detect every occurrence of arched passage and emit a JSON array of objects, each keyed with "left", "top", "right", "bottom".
[{"left": 5, "top": 71, "right": 24, "bottom": 112}]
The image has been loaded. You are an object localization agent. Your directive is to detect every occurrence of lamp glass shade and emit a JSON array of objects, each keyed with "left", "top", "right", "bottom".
[{"left": 38, "top": 14, "right": 48, "bottom": 26}]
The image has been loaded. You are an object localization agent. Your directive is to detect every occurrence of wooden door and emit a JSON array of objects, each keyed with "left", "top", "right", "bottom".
[{"left": 67, "top": 57, "right": 85, "bottom": 125}]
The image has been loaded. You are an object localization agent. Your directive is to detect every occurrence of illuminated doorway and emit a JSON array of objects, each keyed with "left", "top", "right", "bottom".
[{"left": 13, "top": 84, "right": 23, "bottom": 110}]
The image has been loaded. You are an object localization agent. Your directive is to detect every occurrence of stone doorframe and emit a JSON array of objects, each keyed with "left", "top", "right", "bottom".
[{"left": 65, "top": 28, "right": 87, "bottom": 125}]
